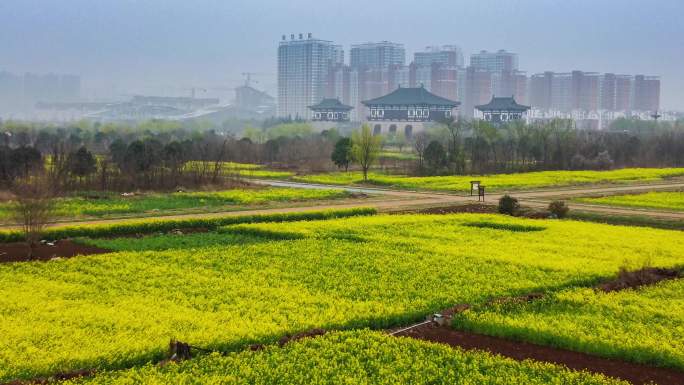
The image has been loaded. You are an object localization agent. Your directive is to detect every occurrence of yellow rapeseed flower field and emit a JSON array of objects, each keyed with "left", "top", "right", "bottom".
[
  {"left": 576, "top": 191, "right": 684, "bottom": 211},
  {"left": 293, "top": 168, "right": 684, "bottom": 191},
  {"left": 65, "top": 331, "right": 626, "bottom": 385},
  {"left": 1, "top": 214, "right": 682, "bottom": 381}
]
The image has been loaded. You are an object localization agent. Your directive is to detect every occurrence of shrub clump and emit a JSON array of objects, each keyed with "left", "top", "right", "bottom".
[
  {"left": 548, "top": 200, "right": 569, "bottom": 219},
  {"left": 498, "top": 195, "right": 519, "bottom": 216}
]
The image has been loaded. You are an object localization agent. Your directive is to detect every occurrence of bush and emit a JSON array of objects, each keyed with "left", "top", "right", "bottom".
[
  {"left": 548, "top": 200, "right": 569, "bottom": 219},
  {"left": 498, "top": 195, "right": 519, "bottom": 216},
  {"left": 595, "top": 150, "right": 614, "bottom": 170}
]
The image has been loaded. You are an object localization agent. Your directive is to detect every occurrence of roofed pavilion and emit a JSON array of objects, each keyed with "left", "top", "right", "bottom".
[
  {"left": 475, "top": 96, "right": 530, "bottom": 123},
  {"left": 361, "top": 86, "right": 459, "bottom": 137},
  {"left": 309, "top": 98, "right": 353, "bottom": 122}
]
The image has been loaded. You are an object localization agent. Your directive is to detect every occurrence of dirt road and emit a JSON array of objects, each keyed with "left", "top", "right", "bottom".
[{"left": 6, "top": 180, "right": 679, "bottom": 230}]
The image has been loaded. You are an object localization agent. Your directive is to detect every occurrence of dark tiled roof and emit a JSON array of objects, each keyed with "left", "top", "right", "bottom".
[
  {"left": 309, "top": 98, "right": 353, "bottom": 111},
  {"left": 476, "top": 96, "right": 530, "bottom": 112},
  {"left": 362, "top": 86, "right": 459, "bottom": 107}
]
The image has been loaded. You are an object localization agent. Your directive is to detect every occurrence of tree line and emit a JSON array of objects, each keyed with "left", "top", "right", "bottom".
[
  {"left": 388, "top": 117, "right": 684, "bottom": 175},
  {"left": 1, "top": 116, "right": 683, "bottom": 192}
]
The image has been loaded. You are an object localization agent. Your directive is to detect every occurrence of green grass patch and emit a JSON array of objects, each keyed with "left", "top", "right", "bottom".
[
  {"left": 64, "top": 330, "right": 625, "bottom": 385},
  {"left": 379, "top": 150, "right": 418, "bottom": 160},
  {"left": 1, "top": 213, "right": 683, "bottom": 381}
]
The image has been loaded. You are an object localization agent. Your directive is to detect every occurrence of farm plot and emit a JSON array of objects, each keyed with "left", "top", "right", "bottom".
[
  {"left": 576, "top": 191, "right": 684, "bottom": 212},
  {"left": 291, "top": 168, "right": 684, "bottom": 192},
  {"left": 64, "top": 330, "right": 625, "bottom": 385},
  {"left": 1, "top": 214, "right": 684, "bottom": 382},
  {"left": 0, "top": 187, "right": 350, "bottom": 222},
  {"left": 184, "top": 161, "right": 294, "bottom": 179},
  {"left": 453, "top": 277, "right": 684, "bottom": 371}
]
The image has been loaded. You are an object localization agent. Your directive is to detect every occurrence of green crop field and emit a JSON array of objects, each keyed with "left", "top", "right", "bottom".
[
  {"left": 576, "top": 191, "right": 684, "bottom": 212},
  {"left": 186, "top": 161, "right": 263, "bottom": 170},
  {"left": 1, "top": 213, "right": 683, "bottom": 382},
  {"left": 291, "top": 168, "right": 684, "bottom": 192},
  {"left": 64, "top": 331, "right": 625, "bottom": 385},
  {"left": 0, "top": 187, "right": 349, "bottom": 222},
  {"left": 454, "top": 278, "right": 684, "bottom": 371},
  {"left": 184, "top": 161, "right": 295, "bottom": 179},
  {"left": 379, "top": 150, "right": 419, "bottom": 160}
]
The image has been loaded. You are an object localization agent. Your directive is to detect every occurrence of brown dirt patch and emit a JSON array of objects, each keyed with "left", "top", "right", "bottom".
[
  {"left": 487, "top": 292, "right": 544, "bottom": 306},
  {"left": 0, "top": 240, "right": 109, "bottom": 263},
  {"left": 3, "top": 369, "right": 95, "bottom": 385},
  {"left": 394, "top": 323, "right": 684, "bottom": 385},
  {"left": 412, "top": 204, "right": 550, "bottom": 219},
  {"left": 417, "top": 203, "right": 497, "bottom": 215},
  {"left": 598, "top": 267, "right": 681, "bottom": 293},
  {"left": 278, "top": 328, "right": 327, "bottom": 347}
]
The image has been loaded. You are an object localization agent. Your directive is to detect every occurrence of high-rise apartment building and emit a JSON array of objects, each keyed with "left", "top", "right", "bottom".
[
  {"left": 572, "top": 71, "right": 600, "bottom": 112},
  {"left": 470, "top": 50, "right": 518, "bottom": 72},
  {"left": 277, "top": 33, "right": 342, "bottom": 119},
  {"left": 412, "top": 46, "right": 465, "bottom": 105},
  {"left": 280, "top": 36, "right": 662, "bottom": 122},
  {"left": 599, "top": 73, "right": 617, "bottom": 111},
  {"left": 614, "top": 75, "right": 633, "bottom": 111},
  {"left": 530, "top": 71, "right": 659, "bottom": 113},
  {"left": 529, "top": 72, "right": 553, "bottom": 111},
  {"left": 414, "top": 46, "right": 464, "bottom": 68},
  {"left": 350, "top": 41, "right": 405, "bottom": 70},
  {"left": 462, "top": 67, "right": 493, "bottom": 118},
  {"left": 491, "top": 70, "right": 528, "bottom": 105},
  {"left": 633, "top": 75, "right": 660, "bottom": 112}
]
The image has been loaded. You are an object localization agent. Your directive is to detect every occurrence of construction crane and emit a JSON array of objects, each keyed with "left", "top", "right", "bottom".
[{"left": 241, "top": 72, "right": 270, "bottom": 88}]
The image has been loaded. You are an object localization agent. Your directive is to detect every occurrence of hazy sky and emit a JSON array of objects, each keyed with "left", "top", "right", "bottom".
[{"left": 1, "top": 0, "right": 683, "bottom": 109}]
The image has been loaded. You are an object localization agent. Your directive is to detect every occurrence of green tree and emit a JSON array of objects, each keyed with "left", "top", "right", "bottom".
[
  {"left": 331, "top": 137, "right": 352, "bottom": 171},
  {"left": 351, "top": 124, "right": 381, "bottom": 181},
  {"left": 67, "top": 146, "right": 97, "bottom": 178},
  {"left": 10, "top": 146, "right": 43, "bottom": 179},
  {"left": 424, "top": 140, "right": 447, "bottom": 173}
]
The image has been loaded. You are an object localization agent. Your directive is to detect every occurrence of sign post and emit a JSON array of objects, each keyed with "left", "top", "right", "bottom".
[
  {"left": 470, "top": 181, "right": 480, "bottom": 196},
  {"left": 478, "top": 185, "right": 486, "bottom": 202}
]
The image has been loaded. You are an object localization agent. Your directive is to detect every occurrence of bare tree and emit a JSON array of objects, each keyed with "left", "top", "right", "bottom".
[
  {"left": 413, "top": 132, "right": 428, "bottom": 169},
  {"left": 11, "top": 174, "right": 56, "bottom": 259},
  {"left": 351, "top": 124, "right": 381, "bottom": 181},
  {"left": 211, "top": 137, "right": 229, "bottom": 184}
]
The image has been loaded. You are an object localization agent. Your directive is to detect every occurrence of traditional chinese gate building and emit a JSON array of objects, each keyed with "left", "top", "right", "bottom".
[
  {"left": 475, "top": 96, "right": 530, "bottom": 124},
  {"left": 361, "top": 85, "right": 459, "bottom": 138}
]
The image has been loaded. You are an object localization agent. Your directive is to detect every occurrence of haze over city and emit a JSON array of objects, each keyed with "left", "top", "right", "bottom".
[
  {"left": 1, "top": 0, "right": 683, "bottom": 110},
  {"left": 1, "top": 2, "right": 684, "bottom": 384}
]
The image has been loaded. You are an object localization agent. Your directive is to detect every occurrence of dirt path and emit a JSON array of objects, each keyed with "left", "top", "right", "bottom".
[
  {"left": 2, "top": 181, "right": 682, "bottom": 230},
  {"left": 395, "top": 324, "right": 684, "bottom": 385}
]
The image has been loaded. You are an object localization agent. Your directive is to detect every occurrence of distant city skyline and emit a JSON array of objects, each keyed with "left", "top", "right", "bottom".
[{"left": 1, "top": 0, "right": 682, "bottom": 110}]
